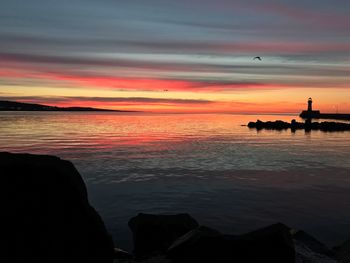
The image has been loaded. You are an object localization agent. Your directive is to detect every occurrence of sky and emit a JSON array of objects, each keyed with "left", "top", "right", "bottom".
[{"left": 0, "top": 0, "right": 349, "bottom": 113}]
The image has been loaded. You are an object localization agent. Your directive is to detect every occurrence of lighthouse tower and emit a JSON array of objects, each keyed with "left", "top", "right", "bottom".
[
  {"left": 307, "top": 98, "right": 312, "bottom": 111},
  {"left": 300, "top": 97, "right": 320, "bottom": 118}
]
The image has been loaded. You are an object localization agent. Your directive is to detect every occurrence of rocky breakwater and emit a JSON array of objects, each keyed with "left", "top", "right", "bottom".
[
  {"left": 1, "top": 152, "right": 115, "bottom": 263},
  {"left": 248, "top": 119, "right": 350, "bottom": 132}
]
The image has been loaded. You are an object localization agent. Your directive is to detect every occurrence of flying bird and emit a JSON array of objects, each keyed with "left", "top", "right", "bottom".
[{"left": 253, "top": 56, "right": 262, "bottom": 61}]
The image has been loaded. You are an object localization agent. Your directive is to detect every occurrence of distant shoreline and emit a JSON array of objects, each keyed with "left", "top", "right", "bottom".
[
  {"left": 0, "top": 109, "right": 137, "bottom": 112},
  {"left": 0, "top": 100, "right": 136, "bottom": 112}
]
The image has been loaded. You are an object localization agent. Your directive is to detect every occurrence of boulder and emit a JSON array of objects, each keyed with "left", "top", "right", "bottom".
[
  {"left": 334, "top": 240, "right": 350, "bottom": 263},
  {"left": 128, "top": 213, "right": 198, "bottom": 259},
  {"left": 292, "top": 230, "right": 334, "bottom": 257},
  {"left": 166, "top": 225, "right": 222, "bottom": 261},
  {"left": 294, "top": 243, "right": 337, "bottom": 263},
  {"left": 167, "top": 223, "right": 295, "bottom": 263},
  {"left": 291, "top": 230, "right": 338, "bottom": 262},
  {"left": 114, "top": 247, "right": 133, "bottom": 260},
  {"left": 1, "top": 152, "right": 114, "bottom": 263}
]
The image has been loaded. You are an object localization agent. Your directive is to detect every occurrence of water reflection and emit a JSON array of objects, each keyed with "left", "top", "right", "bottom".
[{"left": 1, "top": 112, "right": 350, "bottom": 249}]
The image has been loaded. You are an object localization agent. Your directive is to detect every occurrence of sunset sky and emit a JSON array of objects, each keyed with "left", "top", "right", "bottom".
[{"left": 1, "top": 0, "right": 349, "bottom": 113}]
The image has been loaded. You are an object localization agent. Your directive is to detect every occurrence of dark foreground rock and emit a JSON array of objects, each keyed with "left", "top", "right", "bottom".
[
  {"left": 292, "top": 230, "right": 337, "bottom": 263},
  {"left": 1, "top": 152, "right": 114, "bottom": 263},
  {"left": 334, "top": 240, "right": 350, "bottom": 263},
  {"left": 293, "top": 230, "right": 334, "bottom": 257},
  {"left": 167, "top": 223, "right": 295, "bottom": 263},
  {"left": 129, "top": 213, "right": 199, "bottom": 259},
  {"left": 248, "top": 119, "right": 350, "bottom": 132},
  {"left": 128, "top": 214, "right": 349, "bottom": 263}
]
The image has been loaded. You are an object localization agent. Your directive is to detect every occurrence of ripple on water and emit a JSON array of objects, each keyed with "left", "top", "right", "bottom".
[{"left": 1, "top": 112, "right": 350, "bottom": 248}]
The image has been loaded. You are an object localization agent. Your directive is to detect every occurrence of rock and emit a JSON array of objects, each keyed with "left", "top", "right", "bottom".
[
  {"left": 291, "top": 230, "right": 338, "bottom": 263},
  {"left": 1, "top": 152, "right": 114, "bottom": 263},
  {"left": 248, "top": 119, "right": 291, "bottom": 130},
  {"left": 138, "top": 255, "right": 172, "bottom": 263},
  {"left": 167, "top": 223, "right": 295, "bottom": 263},
  {"left": 114, "top": 248, "right": 133, "bottom": 260},
  {"left": 292, "top": 230, "right": 334, "bottom": 257},
  {"left": 247, "top": 119, "right": 350, "bottom": 132},
  {"left": 166, "top": 225, "right": 222, "bottom": 261},
  {"left": 294, "top": 242, "right": 338, "bottom": 263},
  {"left": 128, "top": 213, "right": 198, "bottom": 259},
  {"left": 334, "top": 240, "right": 350, "bottom": 263},
  {"left": 167, "top": 225, "right": 221, "bottom": 252}
]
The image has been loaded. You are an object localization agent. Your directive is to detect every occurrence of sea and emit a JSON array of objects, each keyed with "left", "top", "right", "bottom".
[{"left": 1, "top": 112, "right": 350, "bottom": 250}]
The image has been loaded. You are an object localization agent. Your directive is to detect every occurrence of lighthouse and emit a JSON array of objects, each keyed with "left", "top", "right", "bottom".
[
  {"left": 300, "top": 97, "right": 320, "bottom": 119},
  {"left": 307, "top": 98, "right": 312, "bottom": 112},
  {"left": 300, "top": 97, "right": 348, "bottom": 120}
]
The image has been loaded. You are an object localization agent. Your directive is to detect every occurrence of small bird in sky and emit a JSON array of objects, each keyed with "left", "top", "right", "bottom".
[{"left": 253, "top": 56, "right": 262, "bottom": 61}]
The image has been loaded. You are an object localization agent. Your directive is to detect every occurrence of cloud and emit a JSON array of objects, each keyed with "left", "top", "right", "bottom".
[
  {"left": 1, "top": 62, "right": 349, "bottom": 93},
  {"left": 256, "top": 2, "right": 350, "bottom": 30},
  {"left": 0, "top": 95, "right": 214, "bottom": 105},
  {"left": 0, "top": 60, "right": 277, "bottom": 92},
  {"left": 0, "top": 94, "right": 317, "bottom": 114},
  {"left": 2, "top": 32, "right": 350, "bottom": 56},
  {"left": 1, "top": 49, "right": 350, "bottom": 93},
  {"left": 1, "top": 0, "right": 349, "bottom": 102}
]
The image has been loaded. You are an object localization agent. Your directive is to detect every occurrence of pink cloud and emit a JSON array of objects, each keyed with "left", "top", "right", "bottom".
[{"left": 256, "top": 3, "right": 350, "bottom": 29}]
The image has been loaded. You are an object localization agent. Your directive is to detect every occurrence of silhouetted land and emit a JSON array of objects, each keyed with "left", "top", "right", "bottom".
[
  {"left": 300, "top": 111, "right": 350, "bottom": 120},
  {"left": 3, "top": 152, "right": 350, "bottom": 262},
  {"left": 0, "top": 100, "right": 133, "bottom": 112},
  {"left": 248, "top": 119, "right": 350, "bottom": 132}
]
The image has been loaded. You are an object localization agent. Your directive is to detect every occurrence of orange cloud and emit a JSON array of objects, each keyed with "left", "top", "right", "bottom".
[
  {"left": 0, "top": 94, "right": 310, "bottom": 114},
  {"left": 0, "top": 66, "right": 279, "bottom": 92}
]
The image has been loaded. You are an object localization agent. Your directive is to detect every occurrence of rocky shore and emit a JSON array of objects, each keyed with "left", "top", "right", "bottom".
[
  {"left": 2, "top": 152, "right": 350, "bottom": 263},
  {"left": 248, "top": 119, "right": 350, "bottom": 132}
]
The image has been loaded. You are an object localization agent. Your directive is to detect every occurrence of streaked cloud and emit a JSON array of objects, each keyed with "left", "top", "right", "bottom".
[
  {"left": 0, "top": 95, "right": 213, "bottom": 105},
  {"left": 0, "top": 94, "right": 300, "bottom": 114},
  {"left": 0, "top": 0, "right": 349, "bottom": 112}
]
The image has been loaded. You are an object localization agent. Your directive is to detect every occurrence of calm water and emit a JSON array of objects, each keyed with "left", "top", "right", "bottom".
[{"left": 1, "top": 112, "right": 350, "bottom": 250}]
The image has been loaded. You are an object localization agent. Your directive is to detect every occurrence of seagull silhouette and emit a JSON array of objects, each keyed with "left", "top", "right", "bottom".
[{"left": 253, "top": 56, "right": 262, "bottom": 61}]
